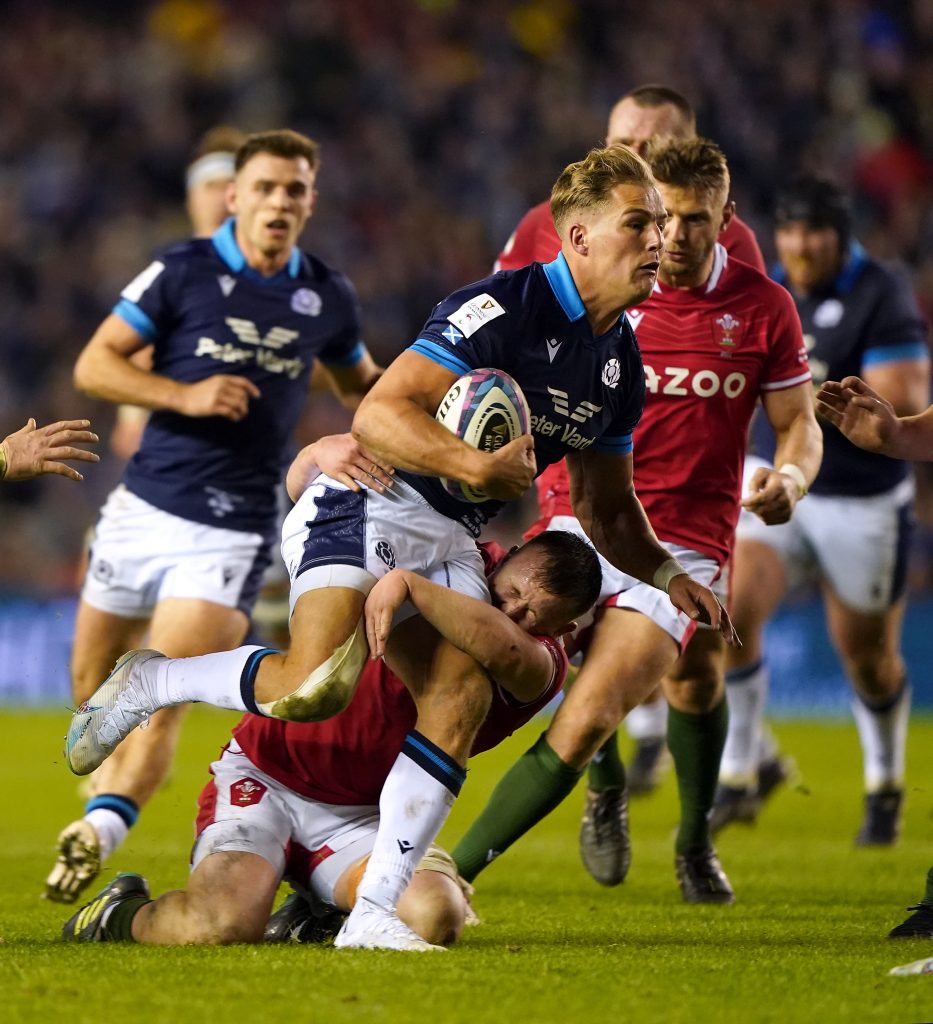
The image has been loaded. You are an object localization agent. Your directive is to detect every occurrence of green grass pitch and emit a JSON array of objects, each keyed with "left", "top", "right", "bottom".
[{"left": 2, "top": 708, "right": 932, "bottom": 1024}]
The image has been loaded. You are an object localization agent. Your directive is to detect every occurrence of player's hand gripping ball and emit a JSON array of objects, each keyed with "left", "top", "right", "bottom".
[{"left": 435, "top": 368, "right": 531, "bottom": 503}]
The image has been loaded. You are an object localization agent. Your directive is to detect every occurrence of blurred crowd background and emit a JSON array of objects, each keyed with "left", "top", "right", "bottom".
[{"left": 2, "top": 0, "right": 933, "bottom": 602}]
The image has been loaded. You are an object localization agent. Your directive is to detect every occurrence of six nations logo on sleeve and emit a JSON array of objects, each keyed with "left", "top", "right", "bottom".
[{"left": 447, "top": 293, "right": 506, "bottom": 339}]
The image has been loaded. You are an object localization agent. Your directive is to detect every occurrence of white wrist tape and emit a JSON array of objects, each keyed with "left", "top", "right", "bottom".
[
  {"left": 652, "top": 557, "right": 687, "bottom": 594},
  {"left": 778, "top": 462, "right": 808, "bottom": 498}
]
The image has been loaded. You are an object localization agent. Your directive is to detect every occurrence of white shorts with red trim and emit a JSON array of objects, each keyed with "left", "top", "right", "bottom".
[
  {"left": 543, "top": 515, "right": 727, "bottom": 650},
  {"left": 192, "top": 741, "right": 379, "bottom": 906}
]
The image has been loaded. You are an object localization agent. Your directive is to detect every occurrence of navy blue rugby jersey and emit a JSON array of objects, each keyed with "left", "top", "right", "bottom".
[
  {"left": 401, "top": 253, "right": 646, "bottom": 535},
  {"left": 116, "top": 219, "right": 364, "bottom": 533},
  {"left": 752, "top": 243, "right": 929, "bottom": 498}
]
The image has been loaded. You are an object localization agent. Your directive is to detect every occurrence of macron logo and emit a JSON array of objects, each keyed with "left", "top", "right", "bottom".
[
  {"left": 545, "top": 338, "right": 562, "bottom": 362},
  {"left": 397, "top": 839, "right": 414, "bottom": 854},
  {"left": 218, "top": 275, "right": 236, "bottom": 297}
]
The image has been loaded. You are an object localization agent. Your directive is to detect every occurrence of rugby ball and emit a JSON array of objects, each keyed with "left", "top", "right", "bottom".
[{"left": 435, "top": 368, "right": 531, "bottom": 503}]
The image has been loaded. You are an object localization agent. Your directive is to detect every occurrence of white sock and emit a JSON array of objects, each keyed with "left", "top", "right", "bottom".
[
  {"left": 851, "top": 682, "right": 911, "bottom": 792},
  {"left": 84, "top": 808, "right": 129, "bottom": 860},
  {"left": 720, "top": 660, "right": 769, "bottom": 788},
  {"left": 147, "top": 645, "right": 270, "bottom": 713},
  {"left": 625, "top": 696, "right": 667, "bottom": 742},
  {"left": 355, "top": 732, "right": 466, "bottom": 912}
]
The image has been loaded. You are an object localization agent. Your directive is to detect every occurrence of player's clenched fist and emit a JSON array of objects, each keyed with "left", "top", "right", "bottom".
[
  {"left": 0, "top": 418, "right": 100, "bottom": 483},
  {"left": 180, "top": 375, "right": 262, "bottom": 420},
  {"left": 479, "top": 434, "right": 537, "bottom": 501},
  {"left": 741, "top": 466, "right": 800, "bottom": 525}
]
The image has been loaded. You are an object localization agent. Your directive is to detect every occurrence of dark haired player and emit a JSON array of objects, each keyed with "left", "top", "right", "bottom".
[
  {"left": 66, "top": 144, "right": 735, "bottom": 949},
  {"left": 45, "top": 129, "right": 383, "bottom": 905},
  {"left": 453, "top": 138, "right": 820, "bottom": 902},
  {"left": 714, "top": 178, "right": 930, "bottom": 845},
  {"left": 62, "top": 531, "right": 601, "bottom": 950}
]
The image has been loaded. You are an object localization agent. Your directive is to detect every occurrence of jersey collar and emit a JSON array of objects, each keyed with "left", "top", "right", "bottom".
[
  {"left": 542, "top": 252, "right": 586, "bottom": 322},
  {"left": 211, "top": 218, "right": 302, "bottom": 279}
]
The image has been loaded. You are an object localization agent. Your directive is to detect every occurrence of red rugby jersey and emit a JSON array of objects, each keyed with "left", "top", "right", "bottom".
[
  {"left": 532, "top": 246, "right": 810, "bottom": 564},
  {"left": 495, "top": 198, "right": 766, "bottom": 274},
  {"left": 231, "top": 544, "right": 568, "bottom": 806}
]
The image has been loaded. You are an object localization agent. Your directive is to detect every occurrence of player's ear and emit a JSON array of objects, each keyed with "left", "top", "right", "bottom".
[
  {"left": 568, "top": 222, "right": 589, "bottom": 255},
  {"left": 225, "top": 180, "right": 237, "bottom": 215},
  {"left": 719, "top": 199, "right": 736, "bottom": 234},
  {"left": 555, "top": 620, "right": 577, "bottom": 639}
]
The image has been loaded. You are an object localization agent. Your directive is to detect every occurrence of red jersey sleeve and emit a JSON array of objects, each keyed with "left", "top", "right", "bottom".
[
  {"left": 494, "top": 201, "right": 561, "bottom": 270},
  {"left": 721, "top": 216, "right": 766, "bottom": 274},
  {"left": 761, "top": 283, "right": 812, "bottom": 391}
]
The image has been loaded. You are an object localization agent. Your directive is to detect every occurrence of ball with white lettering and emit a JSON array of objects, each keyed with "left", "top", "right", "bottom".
[{"left": 435, "top": 368, "right": 531, "bottom": 503}]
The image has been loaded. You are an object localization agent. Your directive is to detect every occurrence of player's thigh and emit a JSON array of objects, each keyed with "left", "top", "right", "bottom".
[
  {"left": 822, "top": 588, "right": 907, "bottom": 671},
  {"left": 70, "top": 600, "right": 149, "bottom": 702},
  {"left": 148, "top": 598, "right": 249, "bottom": 657},
  {"left": 730, "top": 537, "right": 790, "bottom": 631},
  {"left": 548, "top": 607, "right": 679, "bottom": 764},
  {"left": 662, "top": 625, "right": 726, "bottom": 711},
  {"left": 185, "top": 851, "right": 280, "bottom": 941}
]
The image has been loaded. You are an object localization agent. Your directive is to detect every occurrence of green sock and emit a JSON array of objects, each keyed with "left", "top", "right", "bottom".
[
  {"left": 587, "top": 731, "right": 627, "bottom": 792},
  {"left": 104, "top": 897, "right": 150, "bottom": 942},
  {"left": 667, "top": 699, "right": 728, "bottom": 856},
  {"left": 452, "top": 732, "right": 583, "bottom": 883},
  {"left": 923, "top": 866, "right": 933, "bottom": 907}
]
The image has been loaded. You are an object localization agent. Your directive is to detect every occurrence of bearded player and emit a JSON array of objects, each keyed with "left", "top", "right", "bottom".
[{"left": 453, "top": 137, "right": 822, "bottom": 901}]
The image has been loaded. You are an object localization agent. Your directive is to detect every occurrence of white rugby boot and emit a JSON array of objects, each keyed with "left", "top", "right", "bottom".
[
  {"left": 66, "top": 650, "right": 166, "bottom": 776},
  {"left": 44, "top": 819, "right": 102, "bottom": 903},
  {"left": 334, "top": 897, "right": 446, "bottom": 952}
]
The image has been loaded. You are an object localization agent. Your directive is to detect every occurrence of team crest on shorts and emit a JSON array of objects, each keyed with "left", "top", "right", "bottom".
[
  {"left": 374, "top": 540, "right": 396, "bottom": 569},
  {"left": 91, "top": 559, "right": 114, "bottom": 584},
  {"left": 230, "top": 778, "right": 267, "bottom": 807}
]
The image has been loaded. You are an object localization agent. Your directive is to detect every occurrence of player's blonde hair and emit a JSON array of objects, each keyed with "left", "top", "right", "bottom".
[
  {"left": 645, "top": 137, "right": 731, "bottom": 204},
  {"left": 235, "top": 129, "right": 320, "bottom": 173},
  {"left": 550, "top": 145, "right": 656, "bottom": 236}
]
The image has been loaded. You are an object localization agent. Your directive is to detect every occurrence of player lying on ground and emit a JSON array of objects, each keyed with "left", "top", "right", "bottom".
[
  {"left": 62, "top": 532, "right": 601, "bottom": 948},
  {"left": 64, "top": 145, "right": 736, "bottom": 950},
  {"left": 817, "top": 374, "right": 933, "bottom": 944}
]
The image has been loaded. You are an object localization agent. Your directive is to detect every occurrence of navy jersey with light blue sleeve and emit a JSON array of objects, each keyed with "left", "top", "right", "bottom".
[
  {"left": 116, "top": 219, "right": 364, "bottom": 533},
  {"left": 753, "top": 244, "right": 929, "bottom": 497},
  {"left": 401, "top": 253, "right": 645, "bottom": 534}
]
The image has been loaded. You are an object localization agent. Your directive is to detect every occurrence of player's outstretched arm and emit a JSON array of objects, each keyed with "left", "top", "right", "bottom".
[
  {"left": 285, "top": 433, "right": 395, "bottom": 501},
  {"left": 567, "top": 449, "right": 739, "bottom": 645},
  {"left": 352, "top": 351, "right": 535, "bottom": 500},
  {"left": 0, "top": 418, "right": 99, "bottom": 482},
  {"left": 74, "top": 314, "right": 260, "bottom": 420},
  {"left": 744, "top": 382, "right": 822, "bottom": 525},
  {"left": 364, "top": 569, "right": 557, "bottom": 702},
  {"left": 817, "top": 376, "right": 933, "bottom": 460}
]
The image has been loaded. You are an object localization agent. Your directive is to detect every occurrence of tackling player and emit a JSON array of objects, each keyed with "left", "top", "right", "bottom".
[
  {"left": 61, "top": 531, "right": 601, "bottom": 950},
  {"left": 452, "top": 138, "right": 821, "bottom": 902},
  {"left": 0, "top": 418, "right": 99, "bottom": 483},
  {"left": 45, "top": 129, "right": 383, "bottom": 905},
  {"left": 65, "top": 144, "right": 737, "bottom": 949},
  {"left": 713, "top": 178, "right": 930, "bottom": 846}
]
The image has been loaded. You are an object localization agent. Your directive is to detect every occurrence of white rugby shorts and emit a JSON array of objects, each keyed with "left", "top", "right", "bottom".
[
  {"left": 192, "top": 742, "right": 380, "bottom": 907},
  {"left": 281, "top": 473, "right": 489, "bottom": 617},
  {"left": 735, "top": 456, "right": 914, "bottom": 613},
  {"left": 82, "top": 485, "right": 270, "bottom": 618},
  {"left": 543, "top": 515, "right": 727, "bottom": 650}
]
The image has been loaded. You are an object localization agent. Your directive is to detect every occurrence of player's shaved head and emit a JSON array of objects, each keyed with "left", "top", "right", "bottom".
[
  {"left": 550, "top": 144, "right": 656, "bottom": 236},
  {"left": 607, "top": 85, "right": 696, "bottom": 152},
  {"left": 645, "top": 137, "right": 731, "bottom": 205}
]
